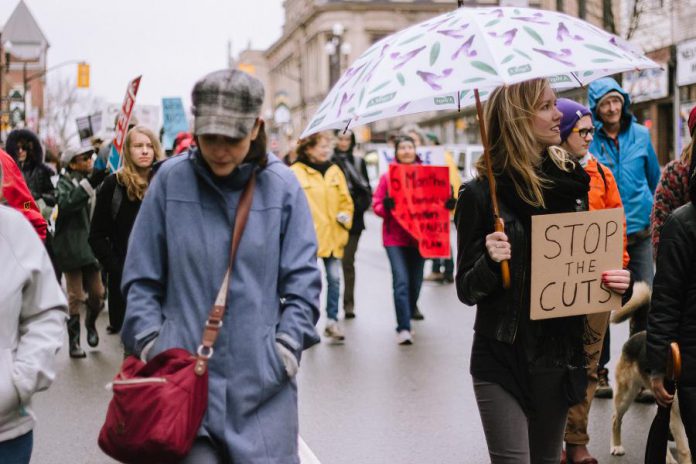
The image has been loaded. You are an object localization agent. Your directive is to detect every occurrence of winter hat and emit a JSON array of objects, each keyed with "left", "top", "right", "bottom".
[
  {"left": 597, "top": 90, "right": 625, "bottom": 108},
  {"left": 61, "top": 146, "right": 94, "bottom": 166},
  {"left": 191, "top": 69, "right": 264, "bottom": 140},
  {"left": 688, "top": 105, "right": 696, "bottom": 136},
  {"left": 557, "top": 98, "right": 592, "bottom": 143}
]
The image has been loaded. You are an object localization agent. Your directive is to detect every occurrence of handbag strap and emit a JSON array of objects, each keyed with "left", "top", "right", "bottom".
[{"left": 195, "top": 171, "right": 256, "bottom": 376}]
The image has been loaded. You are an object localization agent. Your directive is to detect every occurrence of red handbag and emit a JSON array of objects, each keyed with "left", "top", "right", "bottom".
[{"left": 98, "top": 173, "right": 256, "bottom": 463}]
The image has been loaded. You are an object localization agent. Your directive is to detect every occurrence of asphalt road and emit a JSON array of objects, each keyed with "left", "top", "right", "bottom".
[{"left": 31, "top": 212, "right": 661, "bottom": 463}]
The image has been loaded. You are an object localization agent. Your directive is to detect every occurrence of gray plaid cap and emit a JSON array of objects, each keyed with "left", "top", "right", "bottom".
[{"left": 192, "top": 69, "right": 264, "bottom": 139}]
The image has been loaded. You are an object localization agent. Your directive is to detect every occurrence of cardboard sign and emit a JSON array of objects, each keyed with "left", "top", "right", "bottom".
[
  {"left": 108, "top": 75, "right": 142, "bottom": 172},
  {"left": 378, "top": 146, "right": 446, "bottom": 174},
  {"left": 530, "top": 208, "right": 624, "bottom": 320},
  {"left": 388, "top": 164, "right": 450, "bottom": 258},
  {"left": 162, "top": 97, "right": 189, "bottom": 150}
]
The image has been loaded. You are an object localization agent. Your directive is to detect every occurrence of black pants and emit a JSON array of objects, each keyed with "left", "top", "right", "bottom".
[
  {"left": 679, "top": 385, "right": 696, "bottom": 452},
  {"left": 341, "top": 231, "right": 362, "bottom": 313},
  {"left": 107, "top": 270, "right": 126, "bottom": 332}
]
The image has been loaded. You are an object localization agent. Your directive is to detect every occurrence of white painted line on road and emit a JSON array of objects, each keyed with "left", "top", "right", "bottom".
[{"left": 299, "top": 436, "right": 321, "bottom": 464}]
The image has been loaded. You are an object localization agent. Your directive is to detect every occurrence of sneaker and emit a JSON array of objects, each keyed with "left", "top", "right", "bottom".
[
  {"left": 344, "top": 307, "right": 356, "bottom": 319},
  {"left": 424, "top": 272, "right": 444, "bottom": 282},
  {"left": 411, "top": 306, "right": 425, "bottom": 321},
  {"left": 397, "top": 330, "right": 413, "bottom": 345},
  {"left": 635, "top": 387, "right": 655, "bottom": 404},
  {"left": 324, "top": 321, "right": 345, "bottom": 342},
  {"left": 595, "top": 368, "right": 613, "bottom": 399},
  {"left": 443, "top": 274, "right": 454, "bottom": 284}
]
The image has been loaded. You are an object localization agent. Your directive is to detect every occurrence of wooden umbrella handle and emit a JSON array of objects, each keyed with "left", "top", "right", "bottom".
[
  {"left": 494, "top": 218, "right": 511, "bottom": 289},
  {"left": 669, "top": 342, "right": 682, "bottom": 381}
]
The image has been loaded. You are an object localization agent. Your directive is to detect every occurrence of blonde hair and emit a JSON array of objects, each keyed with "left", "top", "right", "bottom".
[
  {"left": 681, "top": 138, "right": 694, "bottom": 166},
  {"left": 116, "top": 126, "right": 164, "bottom": 201},
  {"left": 476, "top": 79, "right": 574, "bottom": 208}
]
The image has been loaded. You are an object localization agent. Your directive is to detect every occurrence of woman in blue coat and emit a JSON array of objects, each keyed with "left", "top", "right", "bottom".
[{"left": 120, "top": 69, "right": 321, "bottom": 463}]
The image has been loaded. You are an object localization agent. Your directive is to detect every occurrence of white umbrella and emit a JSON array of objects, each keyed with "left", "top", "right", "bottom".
[{"left": 301, "top": 6, "right": 659, "bottom": 137}]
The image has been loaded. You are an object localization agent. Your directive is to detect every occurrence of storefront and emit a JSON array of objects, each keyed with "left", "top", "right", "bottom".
[{"left": 677, "top": 38, "right": 696, "bottom": 158}]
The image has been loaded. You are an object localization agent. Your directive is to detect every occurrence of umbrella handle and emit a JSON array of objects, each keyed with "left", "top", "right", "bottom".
[
  {"left": 669, "top": 342, "right": 681, "bottom": 381},
  {"left": 495, "top": 218, "right": 511, "bottom": 289}
]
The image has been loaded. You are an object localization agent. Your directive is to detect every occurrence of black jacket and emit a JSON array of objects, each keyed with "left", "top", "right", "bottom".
[
  {"left": 455, "top": 178, "right": 531, "bottom": 344},
  {"left": 88, "top": 174, "right": 142, "bottom": 276},
  {"left": 5, "top": 129, "right": 55, "bottom": 207},
  {"left": 648, "top": 201, "right": 696, "bottom": 385},
  {"left": 331, "top": 150, "right": 371, "bottom": 233}
]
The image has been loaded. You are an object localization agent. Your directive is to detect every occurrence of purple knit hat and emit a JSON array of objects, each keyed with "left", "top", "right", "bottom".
[{"left": 557, "top": 98, "right": 592, "bottom": 143}]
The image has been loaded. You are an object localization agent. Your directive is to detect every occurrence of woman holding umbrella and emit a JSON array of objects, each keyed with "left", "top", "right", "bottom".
[{"left": 455, "top": 78, "right": 630, "bottom": 462}]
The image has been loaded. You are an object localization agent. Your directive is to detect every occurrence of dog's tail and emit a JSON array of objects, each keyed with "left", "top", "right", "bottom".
[{"left": 611, "top": 281, "right": 651, "bottom": 324}]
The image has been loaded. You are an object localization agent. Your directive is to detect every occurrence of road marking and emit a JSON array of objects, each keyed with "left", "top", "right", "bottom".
[{"left": 299, "top": 436, "right": 321, "bottom": 464}]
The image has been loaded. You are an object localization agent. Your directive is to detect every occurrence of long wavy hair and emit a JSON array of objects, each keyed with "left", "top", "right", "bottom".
[
  {"left": 117, "top": 126, "right": 164, "bottom": 201},
  {"left": 476, "top": 78, "right": 574, "bottom": 208}
]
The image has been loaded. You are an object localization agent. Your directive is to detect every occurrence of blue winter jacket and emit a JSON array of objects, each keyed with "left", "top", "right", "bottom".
[
  {"left": 121, "top": 150, "right": 321, "bottom": 463},
  {"left": 588, "top": 77, "right": 661, "bottom": 235}
]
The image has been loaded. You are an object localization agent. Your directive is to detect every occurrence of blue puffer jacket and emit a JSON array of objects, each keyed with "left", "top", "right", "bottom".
[
  {"left": 121, "top": 151, "right": 321, "bottom": 463},
  {"left": 588, "top": 77, "right": 661, "bottom": 235}
]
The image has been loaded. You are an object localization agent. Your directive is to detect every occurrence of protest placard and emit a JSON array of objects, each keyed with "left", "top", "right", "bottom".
[
  {"left": 108, "top": 75, "right": 142, "bottom": 172},
  {"left": 530, "top": 208, "right": 624, "bottom": 320},
  {"left": 388, "top": 164, "right": 450, "bottom": 258},
  {"left": 162, "top": 97, "right": 189, "bottom": 150}
]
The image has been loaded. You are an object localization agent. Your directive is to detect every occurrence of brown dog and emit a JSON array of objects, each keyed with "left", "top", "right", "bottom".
[{"left": 609, "top": 282, "right": 691, "bottom": 463}]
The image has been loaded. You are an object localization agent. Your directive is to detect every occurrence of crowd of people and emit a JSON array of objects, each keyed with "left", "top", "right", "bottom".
[{"left": 1, "top": 66, "right": 696, "bottom": 463}]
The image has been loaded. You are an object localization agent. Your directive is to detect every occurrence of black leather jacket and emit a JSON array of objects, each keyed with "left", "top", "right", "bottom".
[
  {"left": 455, "top": 178, "right": 588, "bottom": 345},
  {"left": 648, "top": 201, "right": 696, "bottom": 386}
]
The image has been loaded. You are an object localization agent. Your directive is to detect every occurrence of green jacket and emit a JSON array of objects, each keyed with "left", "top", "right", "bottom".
[{"left": 53, "top": 170, "right": 97, "bottom": 271}]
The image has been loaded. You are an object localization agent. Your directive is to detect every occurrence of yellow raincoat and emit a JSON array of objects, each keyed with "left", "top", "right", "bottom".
[{"left": 291, "top": 162, "right": 354, "bottom": 258}]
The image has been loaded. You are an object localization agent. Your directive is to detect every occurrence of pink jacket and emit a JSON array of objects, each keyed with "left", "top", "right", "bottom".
[{"left": 372, "top": 172, "right": 418, "bottom": 248}]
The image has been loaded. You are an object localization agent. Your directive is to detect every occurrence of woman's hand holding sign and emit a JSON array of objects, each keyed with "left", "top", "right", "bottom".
[
  {"left": 486, "top": 230, "right": 511, "bottom": 263},
  {"left": 601, "top": 269, "right": 630, "bottom": 295}
]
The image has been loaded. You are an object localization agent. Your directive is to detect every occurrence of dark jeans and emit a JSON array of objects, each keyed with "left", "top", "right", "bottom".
[
  {"left": 0, "top": 431, "right": 33, "bottom": 464},
  {"left": 599, "top": 233, "right": 654, "bottom": 370},
  {"left": 474, "top": 370, "right": 568, "bottom": 464},
  {"left": 385, "top": 246, "right": 424, "bottom": 332},
  {"left": 108, "top": 269, "right": 125, "bottom": 331},
  {"left": 342, "top": 232, "right": 362, "bottom": 313}
]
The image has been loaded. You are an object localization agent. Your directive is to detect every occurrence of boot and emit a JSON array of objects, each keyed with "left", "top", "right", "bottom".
[
  {"left": 85, "top": 303, "right": 103, "bottom": 348},
  {"left": 67, "top": 315, "right": 86, "bottom": 358}
]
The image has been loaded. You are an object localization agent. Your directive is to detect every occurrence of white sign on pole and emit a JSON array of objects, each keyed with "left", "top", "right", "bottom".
[
  {"left": 622, "top": 66, "right": 668, "bottom": 103},
  {"left": 677, "top": 38, "right": 696, "bottom": 87}
]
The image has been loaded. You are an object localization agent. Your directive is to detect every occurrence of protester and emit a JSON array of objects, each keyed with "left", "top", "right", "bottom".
[
  {"left": 647, "top": 158, "right": 696, "bottom": 451},
  {"left": 0, "top": 150, "right": 47, "bottom": 240},
  {"left": 455, "top": 79, "right": 630, "bottom": 463},
  {"left": 588, "top": 77, "right": 660, "bottom": 399},
  {"left": 54, "top": 146, "right": 105, "bottom": 358},
  {"left": 292, "top": 132, "right": 354, "bottom": 341},
  {"left": 373, "top": 135, "right": 429, "bottom": 345},
  {"left": 5, "top": 129, "right": 56, "bottom": 219},
  {"left": 331, "top": 129, "right": 371, "bottom": 319},
  {"left": 121, "top": 69, "right": 321, "bottom": 462},
  {"left": 89, "top": 126, "right": 164, "bottom": 335},
  {"left": 556, "top": 98, "right": 631, "bottom": 464},
  {"left": 651, "top": 106, "right": 696, "bottom": 255},
  {"left": 0, "top": 161, "right": 67, "bottom": 464}
]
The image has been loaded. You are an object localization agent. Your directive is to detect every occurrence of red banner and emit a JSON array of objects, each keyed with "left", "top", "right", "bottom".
[
  {"left": 109, "top": 75, "right": 142, "bottom": 171},
  {"left": 388, "top": 164, "right": 450, "bottom": 258}
]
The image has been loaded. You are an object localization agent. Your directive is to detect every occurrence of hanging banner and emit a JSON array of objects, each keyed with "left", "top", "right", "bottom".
[
  {"left": 108, "top": 75, "right": 142, "bottom": 172},
  {"left": 388, "top": 164, "right": 450, "bottom": 258},
  {"left": 530, "top": 208, "right": 624, "bottom": 320},
  {"left": 162, "top": 97, "right": 189, "bottom": 150}
]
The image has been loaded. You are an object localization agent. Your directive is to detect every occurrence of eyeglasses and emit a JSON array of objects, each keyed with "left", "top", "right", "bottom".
[{"left": 572, "top": 127, "right": 595, "bottom": 138}]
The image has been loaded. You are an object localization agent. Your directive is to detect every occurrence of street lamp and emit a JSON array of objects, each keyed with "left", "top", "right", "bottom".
[{"left": 325, "top": 22, "right": 351, "bottom": 88}]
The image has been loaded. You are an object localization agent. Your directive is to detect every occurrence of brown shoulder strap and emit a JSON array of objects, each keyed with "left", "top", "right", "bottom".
[{"left": 195, "top": 171, "right": 256, "bottom": 375}]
